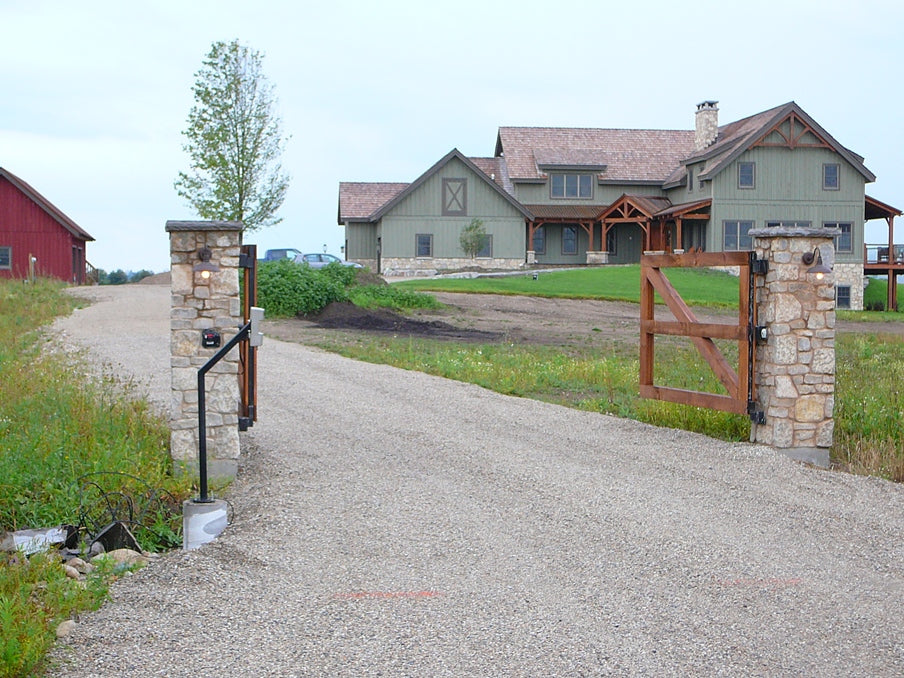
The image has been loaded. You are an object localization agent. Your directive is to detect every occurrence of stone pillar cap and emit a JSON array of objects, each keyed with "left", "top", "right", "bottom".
[
  {"left": 165, "top": 220, "right": 244, "bottom": 232},
  {"left": 748, "top": 226, "right": 838, "bottom": 238}
]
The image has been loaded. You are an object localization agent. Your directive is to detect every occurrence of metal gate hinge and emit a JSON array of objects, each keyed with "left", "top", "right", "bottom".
[
  {"left": 751, "top": 258, "right": 768, "bottom": 275},
  {"left": 747, "top": 401, "right": 765, "bottom": 424},
  {"left": 239, "top": 253, "right": 254, "bottom": 268}
]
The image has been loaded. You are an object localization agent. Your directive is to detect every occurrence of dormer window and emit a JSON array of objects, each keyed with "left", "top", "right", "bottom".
[{"left": 551, "top": 173, "right": 592, "bottom": 199}]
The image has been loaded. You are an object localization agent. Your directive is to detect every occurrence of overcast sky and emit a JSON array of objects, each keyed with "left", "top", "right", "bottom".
[{"left": 2, "top": 0, "right": 902, "bottom": 273}]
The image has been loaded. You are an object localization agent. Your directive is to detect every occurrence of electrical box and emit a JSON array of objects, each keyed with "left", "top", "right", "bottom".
[
  {"left": 249, "top": 307, "right": 264, "bottom": 347},
  {"left": 201, "top": 328, "right": 221, "bottom": 348}
]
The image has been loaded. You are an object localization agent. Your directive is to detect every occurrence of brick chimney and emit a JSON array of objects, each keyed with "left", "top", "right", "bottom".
[{"left": 695, "top": 100, "right": 719, "bottom": 150}]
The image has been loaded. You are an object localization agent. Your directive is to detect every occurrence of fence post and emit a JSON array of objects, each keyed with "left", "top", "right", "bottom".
[
  {"left": 749, "top": 226, "right": 836, "bottom": 467},
  {"left": 165, "top": 220, "right": 244, "bottom": 481}
]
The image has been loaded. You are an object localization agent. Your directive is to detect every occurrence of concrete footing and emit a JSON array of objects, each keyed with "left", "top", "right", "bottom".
[{"left": 182, "top": 498, "right": 228, "bottom": 551}]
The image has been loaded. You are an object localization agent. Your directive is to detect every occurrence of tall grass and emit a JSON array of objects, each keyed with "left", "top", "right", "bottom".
[
  {"left": 834, "top": 333, "right": 904, "bottom": 480},
  {"left": 0, "top": 278, "right": 188, "bottom": 677},
  {"left": 314, "top": 330, "right": 902, "bottom": 480}
]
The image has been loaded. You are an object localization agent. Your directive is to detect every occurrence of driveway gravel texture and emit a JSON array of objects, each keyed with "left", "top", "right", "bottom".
[{"left": 47, "top": 284, "right": 904, "bottom": 677}]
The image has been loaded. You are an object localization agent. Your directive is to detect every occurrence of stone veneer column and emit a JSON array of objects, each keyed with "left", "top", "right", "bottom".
[
  {"left": 165, "top": 220, "right": 244, "bottom": 480},
  {"left": 750, "top": 226, "right": 836, "bottom": 467}
]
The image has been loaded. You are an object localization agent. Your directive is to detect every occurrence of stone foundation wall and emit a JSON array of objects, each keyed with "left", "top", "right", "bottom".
[
  {"left": 381, "top": 257, "right": 524, "bottom": 276},
  {"left": 833, "top": 262, "right": 865, "bottom": 310},
  {"left": 166, "top": 220, "right": 244, "bottom": 480}
]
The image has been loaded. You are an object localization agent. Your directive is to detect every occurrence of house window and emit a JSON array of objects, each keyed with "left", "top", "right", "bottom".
[
  {"left": 823, "top": 164, "right": 840, "bottom": 190},
  {"left": 738, "top": 162, "right": 755, "bottom": 189},
  {"left": 766, "top": 220, "right": 811, "bottom": 228},
  {"left": 836, "top": 285, "right": 851, "bottom": 309},
  {"left": 532, "top": 226, "right": 546, "bottom": 254},
  {"left": 562, "top": 226, "right": 578, "bottom": 255},
  {"left": 723, "top": 220, "right": 754, "bottom": 251},
  {"left": 442, "top": 178, "right": 467, "bottom": 216},
  {"left": 0, "top": 246, "right": 10, "bottom": 269},
  {"left": 476, "top": 235, "right": 493, "bottom": 258},
  {"left": 551, "top": 173, "right": 592, "bottom": 199},
  {"left": 416, "top": 234, "right": 433, "bottom": 257},
  {"left": 825, "top": 222, "right": 853, "bottom": 253},
  {"left": 687, "top": 167, "right": 693, "bottom": 193}
]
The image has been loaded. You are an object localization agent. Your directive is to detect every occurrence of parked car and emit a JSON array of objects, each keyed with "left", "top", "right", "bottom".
[
  {"left": 294, "top": 253, "right": 362, "bottom": 269},
  {"left": 259, "top": 248, "right": 301, "bottom": 263}
]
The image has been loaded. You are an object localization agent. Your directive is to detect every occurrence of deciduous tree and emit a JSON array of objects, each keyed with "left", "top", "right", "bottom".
[
  {"left": 460, "top": 218, "right": 487, "bottom": 258},
  {"left": 175, "top": 39, "right": 290, "bottom": 232}
]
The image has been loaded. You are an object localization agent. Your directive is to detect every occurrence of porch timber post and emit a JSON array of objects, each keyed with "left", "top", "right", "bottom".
[
  {"left": 888, "top": 215, "right": 897, "bottom": 311},
  {"left": 675, "top": 217, "right": 684, "bottom": 253}
]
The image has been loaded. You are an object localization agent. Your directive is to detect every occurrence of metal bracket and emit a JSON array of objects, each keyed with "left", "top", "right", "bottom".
[
  {"left": 751, "top": 257, "right": 768, "bottom": 275},
  {"left": 753, "top": 325, "right": 768, "bottom": 344},
  {"left": 239, "top": 253, "right": 254, "bottom": 269},
  {"left": 747, "top": 401, "right": 766, "bottom": 425}
]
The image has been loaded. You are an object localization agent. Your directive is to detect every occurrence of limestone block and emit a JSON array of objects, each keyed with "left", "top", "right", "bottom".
[
  {"left": 773, "top": 335, "right": 798, "bottom": 364},
  {"left": 794, "top": 395, "right": 826, "bottom": 423},
  {"left": 170, "top": 429, "right": 197, "bottom": 461},
  {"left": 171, "top": 266, "right": 193, "bottom": 295},
  {"left": 816, "top": 420, "right": 834, "bottom": 448},
  {"left": 774, "top": 294, "right": 802, "bottom": 323},
  {"left": 774, "top": 375, "right": 798, "bottom": 399},
  {"left": 811, "top": 349, "right": 835, "bottom": 374},
  {"left": 772, "top": 419, "right": 794, "bottom": 447}
]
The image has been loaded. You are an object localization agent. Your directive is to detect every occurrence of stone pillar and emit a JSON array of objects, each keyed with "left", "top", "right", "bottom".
[
  {"left": 750, "top": 226, "right": 836, "bottom": 467},
  {"left": 165, "top": 220, "right": 244, "bottom": 480}
]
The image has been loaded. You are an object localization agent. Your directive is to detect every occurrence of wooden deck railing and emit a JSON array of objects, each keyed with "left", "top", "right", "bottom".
[{"left": 864, "top": 243, "right": 904, "bottom": 266}]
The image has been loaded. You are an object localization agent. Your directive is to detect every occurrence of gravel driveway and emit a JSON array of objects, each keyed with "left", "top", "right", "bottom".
[{"left": 48, "top": 284, "right": 904, "bottom": 676}]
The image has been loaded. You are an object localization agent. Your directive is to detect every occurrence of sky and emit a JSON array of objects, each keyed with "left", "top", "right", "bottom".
[{"left": 1, "top": 0, "right": 903, "bottom": 274}]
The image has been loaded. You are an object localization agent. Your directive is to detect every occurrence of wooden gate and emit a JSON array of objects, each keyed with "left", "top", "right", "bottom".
[
  {"left": 239, "top": 244, "right": 258, "bottom": 431},
  {"left": 639, "top": 250, "right": 765, "bottom": 421}
]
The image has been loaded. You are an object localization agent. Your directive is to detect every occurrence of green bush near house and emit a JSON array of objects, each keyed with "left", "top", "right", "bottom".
[{"left": 257, "top": 260, "right": 439, "bottom": 317}]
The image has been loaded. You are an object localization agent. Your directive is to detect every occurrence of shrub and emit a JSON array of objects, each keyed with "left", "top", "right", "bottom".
[
  {"left": 256, "top": 259, "right": 347, "bottom": 317},
  {"left": 348, "top": 284, "right": 442, "bottom": 310}
]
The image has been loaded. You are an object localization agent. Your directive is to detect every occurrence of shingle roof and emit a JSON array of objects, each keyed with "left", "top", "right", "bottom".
[
  {"left": 0, "top": 167, "right": 94, "bottom": 241},
  {"left": 682, "top": 102, "right": 875, "bottom": 185},
  {"left": 338, "top": 182, "right": 408, "bottom": 221},
  {"left": 495, "top": 127, "right": 697, "bottom": 183}
]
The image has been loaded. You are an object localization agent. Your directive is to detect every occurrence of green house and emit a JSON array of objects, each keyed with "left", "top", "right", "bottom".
[{"left": 339, "top": 101, "right": 898, "bottom": 310}]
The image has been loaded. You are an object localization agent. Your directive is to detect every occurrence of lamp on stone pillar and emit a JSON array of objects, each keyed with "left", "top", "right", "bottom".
[
  {"left": 801, "top": 247, "right": 832, "bottom": 280},
  {"left": 193, "top": 246, "right": 220, "bottom": 279}
]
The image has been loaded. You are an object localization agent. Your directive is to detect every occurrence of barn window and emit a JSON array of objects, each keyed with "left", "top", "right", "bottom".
[
  {"left": 0, "top": 246, "right": 10, "bottom": 269},
  {"left": 442, "top": 178, "right": 467, "bottom": 216}
]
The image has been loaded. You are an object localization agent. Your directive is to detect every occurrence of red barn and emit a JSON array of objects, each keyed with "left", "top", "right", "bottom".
[{"left": 0, "top": 167, "right": 94, "bottom": 284}]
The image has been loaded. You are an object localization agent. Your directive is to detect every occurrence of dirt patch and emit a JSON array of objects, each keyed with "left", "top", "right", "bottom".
[{"left": 300, "top": 301, "right": 501, "bottom": 342}]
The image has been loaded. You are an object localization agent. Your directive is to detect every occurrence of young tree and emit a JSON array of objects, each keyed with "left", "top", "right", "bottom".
[
  {"left": 460, "top": 218, "right": 487, "bottom": 258},
  {"left": 175, "top": 39, "right": 290, "bottom": 232}
]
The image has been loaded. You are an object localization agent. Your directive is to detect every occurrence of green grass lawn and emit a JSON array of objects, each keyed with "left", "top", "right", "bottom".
[{"left": 396, "top": 265, "right": 746, "bottom": 308}]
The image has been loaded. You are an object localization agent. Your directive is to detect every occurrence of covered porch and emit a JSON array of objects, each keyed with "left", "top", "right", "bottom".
[{"left": 863, "top": 194, "right": 904, "bottom": 311}]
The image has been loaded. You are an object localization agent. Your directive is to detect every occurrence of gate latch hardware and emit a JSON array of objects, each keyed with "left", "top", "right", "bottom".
[
  {"left": 754, "top": 325, "right": 768, "bottom": 344},
  {"left": 751, "top": 257, "right": 769, "bottom": 275}
]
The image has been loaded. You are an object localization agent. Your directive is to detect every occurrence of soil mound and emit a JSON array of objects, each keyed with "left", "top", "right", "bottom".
[{"left": 304, "top": 302, "right": 501, "bottom": 342}]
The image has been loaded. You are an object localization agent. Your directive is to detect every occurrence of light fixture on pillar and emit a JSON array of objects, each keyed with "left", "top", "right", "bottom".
[
  {"left": 801, "top": 247, "right": 831, "bottom": 280},
  {"left": 193, "top": 246, "right": 220, "bottom": 279}
]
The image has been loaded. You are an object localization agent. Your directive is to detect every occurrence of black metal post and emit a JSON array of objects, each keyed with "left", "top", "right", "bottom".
[{"left": 195, "top": 322, "right": 251, "bottom": 503}]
